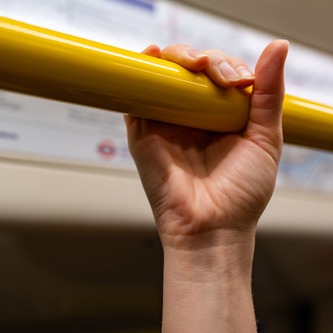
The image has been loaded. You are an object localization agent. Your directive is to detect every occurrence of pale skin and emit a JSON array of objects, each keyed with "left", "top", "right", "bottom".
[{"left": 125, "top": 40, "right": 289, "bottom": 332}]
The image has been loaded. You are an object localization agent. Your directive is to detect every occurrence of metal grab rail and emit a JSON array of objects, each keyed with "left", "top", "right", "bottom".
[{"left": 0, "top": 17, "right": 332, "bottom": 151}]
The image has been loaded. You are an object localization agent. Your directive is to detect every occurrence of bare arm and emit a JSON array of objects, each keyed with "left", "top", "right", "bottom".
[{"left": 126, "top": 40, "right": 289, "bottom": 333}]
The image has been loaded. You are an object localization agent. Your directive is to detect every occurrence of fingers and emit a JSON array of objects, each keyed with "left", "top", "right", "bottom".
[
  {"left": 141, "top": 44, "right": 162, "bottom": 57},
  {"left": 245, "top": 40, "right": 289, "bottom": 160},
  {"left": 143, "top": 44, "right": 255, "bottom": 89},
  {"left": 161, "top": 44, "right": 210, "bottom": 72},
  {"left": 249, "top": 40, "right": 289, "bottom": 128},
  {"left": 203, "top": 50, "right": 254, "bottom": 88},
  {"left": 141, "top": 42, "right": 287, "bottom": 126}
]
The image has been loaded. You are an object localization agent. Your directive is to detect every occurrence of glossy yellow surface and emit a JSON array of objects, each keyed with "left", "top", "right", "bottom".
[
  {"left": 0, "top": 17, "right": 332, "bottom": 151},
  {"left": 0, "top": 17, "right": 249, "bottom": 132},
  {"left": 283, "top": 96, "right": 333, "bottom": 151}
]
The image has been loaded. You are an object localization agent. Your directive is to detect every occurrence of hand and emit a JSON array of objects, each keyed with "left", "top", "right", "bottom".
[
  {"left": 125, "top": 41, "right": 288, "bottom": 333},
  {"left": 125, "top": 41, "right": 289, "bottom": 251}
]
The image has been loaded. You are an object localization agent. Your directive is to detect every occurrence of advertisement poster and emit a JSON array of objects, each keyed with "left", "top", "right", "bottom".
[{"left": 0, "top": 0, "right": 332, "bottom": 192}]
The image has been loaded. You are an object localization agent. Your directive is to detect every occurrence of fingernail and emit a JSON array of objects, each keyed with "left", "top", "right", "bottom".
[
  {"left": 219, "top": 61, "right": 240, "bottom": 81},
  {"left": 236, "top": 65, "right": 255, "bottom": 79},
  {"left": 187, "top": 49, "right": 207, "bottom": 60}
]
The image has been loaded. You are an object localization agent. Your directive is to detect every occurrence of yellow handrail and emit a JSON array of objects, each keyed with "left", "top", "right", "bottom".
[{"left": 0, "top": 17, "right": 332, "bottom": 151}]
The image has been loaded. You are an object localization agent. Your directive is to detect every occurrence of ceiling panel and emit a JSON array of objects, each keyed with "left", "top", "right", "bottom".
[{"left": 178, "top": 0, "right": 333, "bottom": 55}]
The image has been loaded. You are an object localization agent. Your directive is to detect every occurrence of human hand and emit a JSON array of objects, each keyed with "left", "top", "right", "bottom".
[
  {"left": 126, "top": 41, "right": 288, "bottom": 332},
  {"left": 126, "top": 41, "right": 288, "bottom": 252}
]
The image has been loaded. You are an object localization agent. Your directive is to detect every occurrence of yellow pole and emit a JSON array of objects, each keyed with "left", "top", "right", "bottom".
[{"left": 0, "top": 17, "right": 332, "bottom": 151}]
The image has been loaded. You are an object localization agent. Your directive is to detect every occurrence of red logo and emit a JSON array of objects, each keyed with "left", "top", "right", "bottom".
[{"left": 97, "top": 140, "right": 116, "bottom": 160}]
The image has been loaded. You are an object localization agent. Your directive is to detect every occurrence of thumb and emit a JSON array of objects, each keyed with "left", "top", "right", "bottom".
[{"left": 247, "top": 40, "right": 289, "bottom": 137}]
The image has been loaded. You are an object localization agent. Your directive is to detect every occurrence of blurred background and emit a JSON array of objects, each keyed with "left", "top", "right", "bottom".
[{"left": 0, "top": 0, "right": 333, "bottom": 332}]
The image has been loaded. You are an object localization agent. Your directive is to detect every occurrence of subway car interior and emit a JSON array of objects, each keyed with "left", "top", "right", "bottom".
[{"left": 0, "top": 0, "right": 333, "bottom": 332}]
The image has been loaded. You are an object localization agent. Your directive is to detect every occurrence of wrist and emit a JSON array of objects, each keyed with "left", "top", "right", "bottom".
[
  {"left": 163, "top": 230, "right": 256, "bottom": 284},
  {"left": 162, "top": 235, "right": 257, "bottom": 333},
  {"left": 159, "top": 223, "right": 257, "bottom": 275}
]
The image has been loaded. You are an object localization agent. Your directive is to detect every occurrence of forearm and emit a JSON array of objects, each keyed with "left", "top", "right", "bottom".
[{"left": 161, "top": 232, "right": 257, "bottom": 333}]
